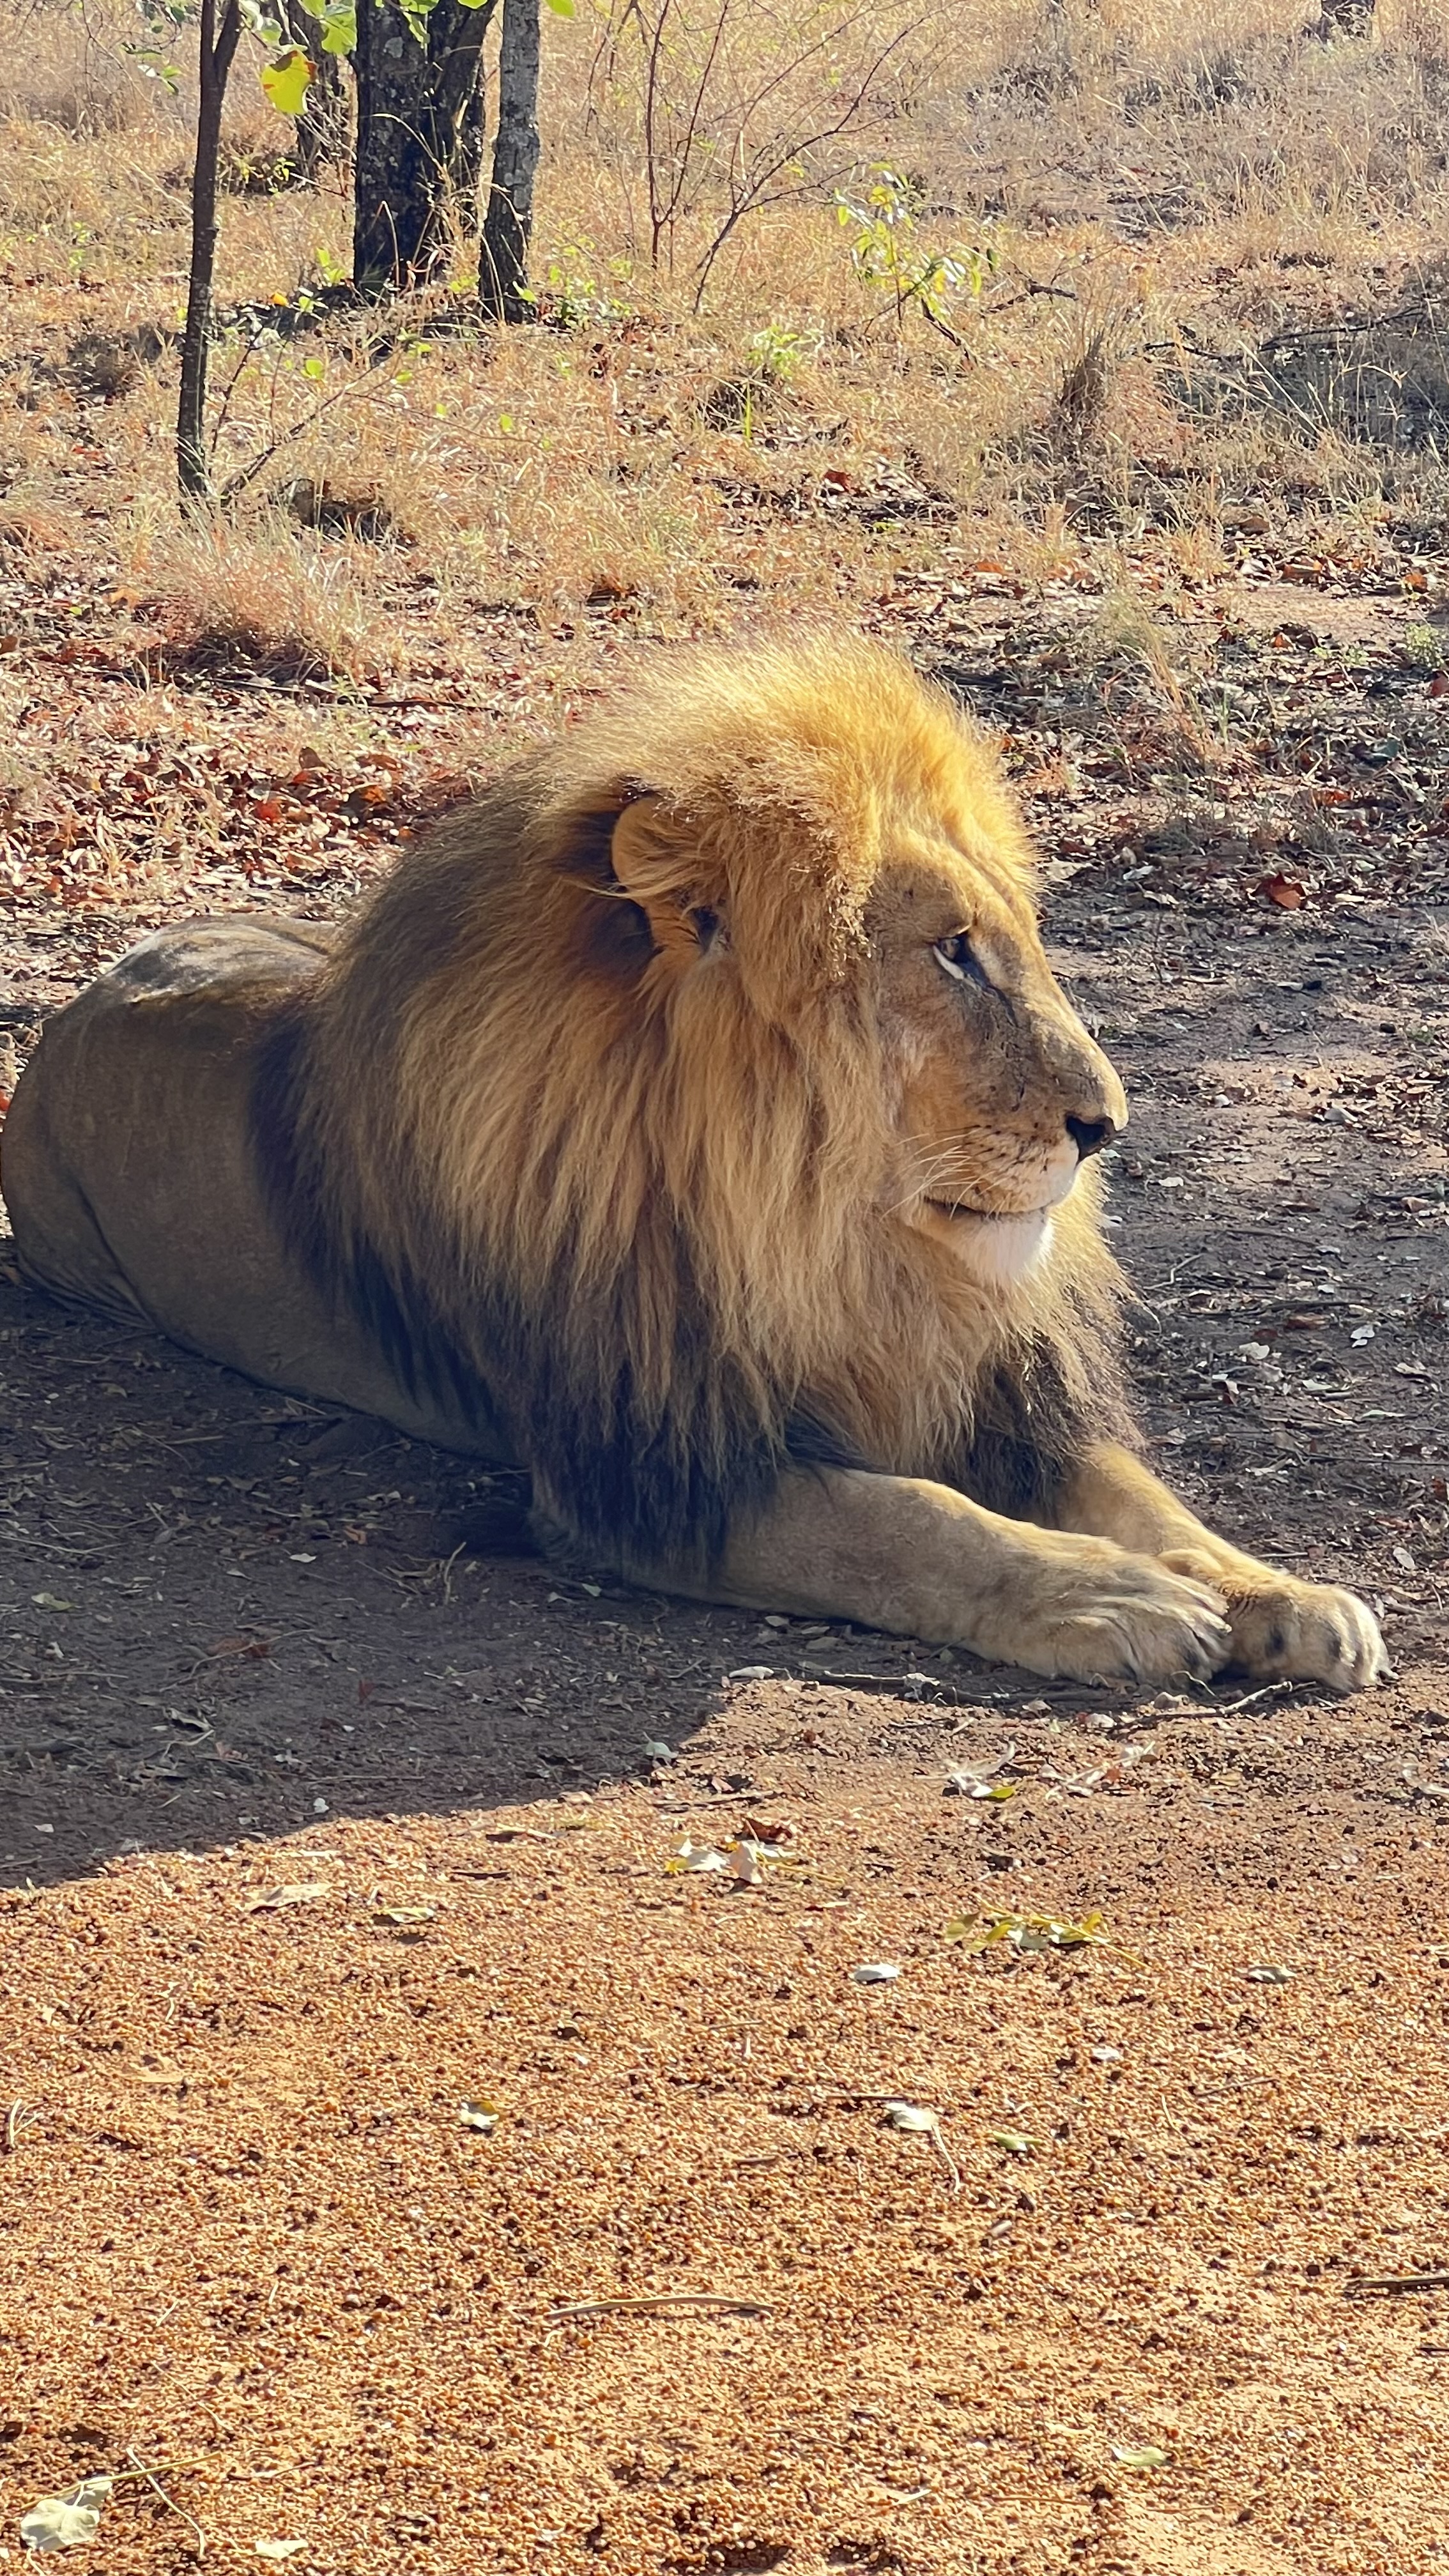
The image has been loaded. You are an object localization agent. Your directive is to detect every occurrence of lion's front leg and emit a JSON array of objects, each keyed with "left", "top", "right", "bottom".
[
  {"left": 1057, "top": 1442, "right": 1387, "bottom": 1694},
  {"left": 645, "top": 1466, "right": 1234, "bottom": 1688}
]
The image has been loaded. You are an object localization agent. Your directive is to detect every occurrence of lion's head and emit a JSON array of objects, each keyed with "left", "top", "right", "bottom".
[
  {"left": 268, "top": 635, "right": 1136, "bottom": 1569},
  {"left": 542, "top": 636, "right": 1128, "bottom": 1299}
]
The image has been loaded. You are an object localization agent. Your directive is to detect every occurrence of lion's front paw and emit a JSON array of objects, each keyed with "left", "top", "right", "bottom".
[
  {"left": 1007, "top": 1551, "right": 1233, "bottom": 1687},
  {"left": 1161, "top": 1554, "right": 1388, "bottom": 1693}
]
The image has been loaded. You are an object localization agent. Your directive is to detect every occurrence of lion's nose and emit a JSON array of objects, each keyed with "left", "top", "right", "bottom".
[{"left": 1066, "top": 1112, "right": 1118, "bottom": 1160}]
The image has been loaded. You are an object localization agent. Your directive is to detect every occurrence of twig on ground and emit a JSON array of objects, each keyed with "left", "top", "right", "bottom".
[
  {"left": 655, "top": 1788, "right": 777, "bottom": 1811},
  {"left": 123, "top": 2450, "right": 206, "bottom": 2556},
  {"left": 1211, "top": 1680, "right": 1296, "bottom": 1715},
  {"left": 3, "top": 2099, "right": 42, "bottom": 2154},
  {"left": 924, "top": 2124, "right": 960, "bottom": 2193},
  {"left": 799, "top": 1666, "right": 955, "bottom": 1697},
  {"left": 547, "top": 2292, "right": 773, "bottom": 2321},
  {"left": 1118, "top": 1678, "right": 1295, "bottom": 1727},
  {"left": 990, "top": 279, "right": 1081, "bottom": 313},
  {"left": 1344, "top": 2271, "right": 1449, "bottom": 2299}
]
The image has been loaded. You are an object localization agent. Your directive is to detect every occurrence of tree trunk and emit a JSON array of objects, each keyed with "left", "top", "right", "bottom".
[
  {"left": 353, "top": 0, "right": 496, "bottom": 293},
  {"left": 178, "top": 0, "right": 242, "bottom": 501},
  {"left": 479, "top": 0, "right": 540, "bottom": 323}
]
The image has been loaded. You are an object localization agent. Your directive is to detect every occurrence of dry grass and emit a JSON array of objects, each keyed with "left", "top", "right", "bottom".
[
  {"left": 134, "top": 513, "right": 401, "bottom": 683},
  {"left": 0, "top": 0, "right": 1445, "bottom": 675}
]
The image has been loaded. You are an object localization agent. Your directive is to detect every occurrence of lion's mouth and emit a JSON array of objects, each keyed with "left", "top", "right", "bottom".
[{"left": 924, "top": 1198, "right": 1039, "bottom": 1223}]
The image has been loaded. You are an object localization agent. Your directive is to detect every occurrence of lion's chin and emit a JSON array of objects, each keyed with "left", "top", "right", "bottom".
[{"left": 923, "top": 1204, "right": 1056, "bottom": 1285}]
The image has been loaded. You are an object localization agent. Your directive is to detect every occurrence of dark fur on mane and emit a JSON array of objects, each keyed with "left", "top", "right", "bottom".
[
  {"left": 251, "top": 1003, "right": 791, "bottom": 1568},
  {"left": 252, "top": 994, "right": 1134, "bottom": 1565}
]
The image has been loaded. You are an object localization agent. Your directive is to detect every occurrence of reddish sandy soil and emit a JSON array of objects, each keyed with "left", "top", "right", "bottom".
[{"left": 1, "top": 569, "right": 1447, "bottom": 2575}]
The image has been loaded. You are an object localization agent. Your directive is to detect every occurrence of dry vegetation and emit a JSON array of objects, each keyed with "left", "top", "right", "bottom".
[
  {"left": 0, "top": 0, "right": 1445, "bottom": 705},
  {"left": 0, "top": 0, "right": 1441, "bottom": 953}
]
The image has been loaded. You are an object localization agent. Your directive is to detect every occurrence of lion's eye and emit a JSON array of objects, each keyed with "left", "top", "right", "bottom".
[{"left": 931, "top": 933, "right": 988, "bottom": 987}]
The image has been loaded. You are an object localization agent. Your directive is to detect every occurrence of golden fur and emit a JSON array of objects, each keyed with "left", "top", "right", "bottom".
[
  {"left": 266, "top": 634, "right": 1131, "bottom": 1567},
  {"left": 1, "top": 633, "right": 1388, "bottom": 1689}
]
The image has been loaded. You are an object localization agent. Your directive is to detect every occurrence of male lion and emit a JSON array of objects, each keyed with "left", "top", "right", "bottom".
[{"left": 1, "top": 637, "right": 1384, "bottom": 1690}]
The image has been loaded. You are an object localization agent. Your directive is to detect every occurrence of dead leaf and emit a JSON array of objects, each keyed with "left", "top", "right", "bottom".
[
  {"left": 245, "top": 1882, "right": 330, "bottom": 1913},
  {"left": 1258, "top": 871, "right": 1306, "bottom": 909},
  {"left": 947, "top": 1908, "right": 1140, "bottom": 1965},
  {"left": 20, "top": 2480, "right": 112, "bottom": 2550},
  {"left": 885, "top": 2101, "right": 939, "bottom": 2135},
  {"left": 666, "top": 1841, "right": 728, "bottom": 1874},
  {"left": 883, "top": 2099, "right": 960, "bottom": 2191}
]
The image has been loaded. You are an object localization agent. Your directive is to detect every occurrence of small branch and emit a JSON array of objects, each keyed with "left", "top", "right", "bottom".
[
  {"left": 1344, "top": 2271, "right": 1449, "bottom": 2299},
  {"left": 3, "top": 2099, "right": 42, "bottom": 2154},
  {"left": 217, "top": 365, "right": 384, "bottom": 505},
  {"left": 926, "top": 2124, "right": 960, "bottom": 2193},
  {"left": 547, "top": 2292, "right": 773, "bottom": 2322},
  {"left": 124, "top": 2450, "right": 206, "bottom": 2558},
  {"left": 988, "top": 279, "right": 1081, "bottom": 314}
]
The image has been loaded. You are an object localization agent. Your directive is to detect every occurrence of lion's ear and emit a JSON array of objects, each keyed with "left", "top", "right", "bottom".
[{"left": 610, "top": 797, "right": 728, "bottom": 971}]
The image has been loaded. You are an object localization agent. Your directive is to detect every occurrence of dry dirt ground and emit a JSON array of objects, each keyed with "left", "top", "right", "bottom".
[{"left": 1, "top": 576, "right": 1448, "bottom": 2575}]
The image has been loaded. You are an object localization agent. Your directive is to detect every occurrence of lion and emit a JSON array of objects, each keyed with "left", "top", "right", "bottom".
[{"left": 1, "top": 635, "right": 1384, "bottom": 1690}]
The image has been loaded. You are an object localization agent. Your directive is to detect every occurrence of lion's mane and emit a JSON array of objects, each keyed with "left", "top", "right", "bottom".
[{"left": 252, "top": 636, "right": 1135, "bottom": 1568}]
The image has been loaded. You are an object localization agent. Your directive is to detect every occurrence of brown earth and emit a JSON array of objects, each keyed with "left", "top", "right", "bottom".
[{"left": 1, "top": 582, "right": 1448, "bottom": 2576}]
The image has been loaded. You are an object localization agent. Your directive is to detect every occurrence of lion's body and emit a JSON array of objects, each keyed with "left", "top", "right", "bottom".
[
  {"left": 1, "top": 637, "right": 1386, "bottom": 1689},
  {"left": 1, "top": 917, "right": 502, "bottom": 1452}
]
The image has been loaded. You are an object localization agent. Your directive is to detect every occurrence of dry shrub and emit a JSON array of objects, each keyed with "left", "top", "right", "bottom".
[
  {"left": 137, "top": 518, "right": 397, "bottom": 684},
  {"left": 1050, "top": 326, "right": 1114, "bottom": 448},
  {"left": 279, "top": 477, "right": 404, "bottom": 544},
  {"left": 1085, "top": 585, "right": 1230, "bottom": 772},
  {"left": 455, "top": 467, "right": 730, "bottom": 624}
]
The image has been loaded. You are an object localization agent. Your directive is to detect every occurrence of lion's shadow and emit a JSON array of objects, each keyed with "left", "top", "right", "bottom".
[{"left": 0, "top": 1273, "right": 933, "bottom": 1893}]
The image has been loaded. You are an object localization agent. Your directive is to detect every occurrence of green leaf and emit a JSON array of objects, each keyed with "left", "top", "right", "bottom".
[
  {"left": 544, "top": 0, "right": 575, "bottom": 15},
  {"left": 316, "top": 0, "right": 356, "bottom": 46},
  {"left": 261, "top": 48, "right": 314, "bottom": 114},
  {"left": 1112, "top": 2444, "right": 1171, "bottom": 2471}
]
